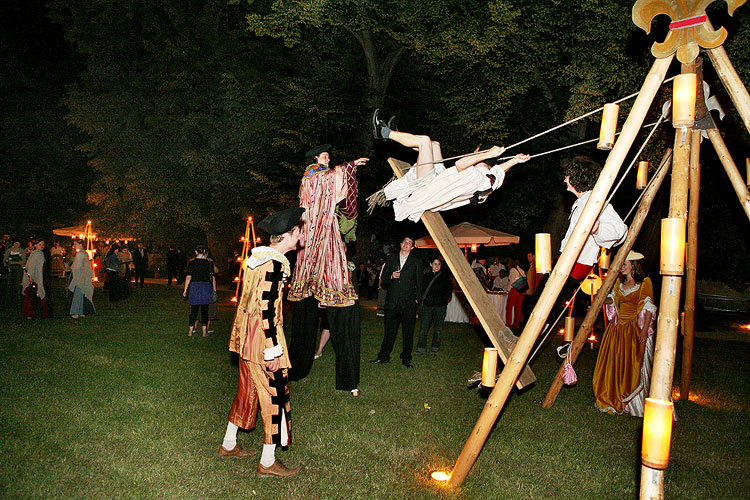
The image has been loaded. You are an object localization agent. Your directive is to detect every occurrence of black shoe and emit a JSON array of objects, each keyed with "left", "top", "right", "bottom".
[
  {"left": 372, "top": 109, "right": 388, "bottom": 140},
  {"left": 402, "top": 361, "right": 413, "bottom": 368},
  {"left": 387, "top": 114, "right": 398, "bottom": 132},
  {"left": 370, "top": 358, "right": 389, "bottom": 364}
]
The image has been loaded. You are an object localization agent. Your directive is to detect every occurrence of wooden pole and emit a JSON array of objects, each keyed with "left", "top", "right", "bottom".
[
  {"left": 639, "top": 59, "right": 694, "bottom": 500},
  {"left": 706, "top": 21, "right": 750, "bottom": 135},
  {"left": 447, "top": 55, "right": 673, "bottom": 488},
  {"left": 388, "top": 159, "right": 536, "bottom": 388},
  {"left": 680, "top": 130, "right": 701, "bottom": 401},
  {"left": 706, "top": 128, "right": 750, "bottom": 221},
  {"left": 542, "top": 149, "right": 673, "bottom": 408}
]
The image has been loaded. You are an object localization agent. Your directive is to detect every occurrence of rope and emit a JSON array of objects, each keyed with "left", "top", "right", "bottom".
[{"left": 408, "top": 76, "right": 676, "bottom": 168}]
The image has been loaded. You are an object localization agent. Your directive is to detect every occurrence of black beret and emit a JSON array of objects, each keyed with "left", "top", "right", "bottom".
[
  {"left": 305, "top": 143, "right": 332, "bottom": 158},
  {"left": 258, "top": 207, "right": 305, "bottom": 236}
]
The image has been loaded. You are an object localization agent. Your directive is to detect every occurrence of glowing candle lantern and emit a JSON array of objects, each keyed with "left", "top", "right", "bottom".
[
  {"left": 636, "top": 161, "right": 649, "bottom": 190},
  {"left": 535, "top": 233, "right": 551, "bottom": 274},
  {"left": 660, "top": 218, "right": 686, "bottom": 275},
  {"left": 481, "top": 348, "right": 498, "bottom": 387},
  {"left": 431, "top": 471, "right": 450, "bottom": 482},
  {"left": 564, "top": 316, "right": 575, "bottom": 342},
  {"left": 597, "top": 103, "right": 619, "bottom": 150},
  {"left": 582, "top": 273, "right": 602, "bottom": 296},
  {"left": 672, "top": 73, "right": 697, "bottom": 128},
  {"left": 641, "top": 398, "right": 674, "bottom": 469},
  {"left": 470, "top": 243, "right": 477, "bottom": 253},
  {"left": 598, "top": 247, "right": 611, "bottom": 270}
]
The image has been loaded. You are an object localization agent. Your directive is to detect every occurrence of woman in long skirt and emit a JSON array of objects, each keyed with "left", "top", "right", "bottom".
[
  {"left": 65, "top": 240, "right": 96, "bottom": 318},
  {"left": 592, "top": 251, "right": 656, "bottom": 416},
  {"left": 22, "top": 240, "right": 52, "bottom": 319}
]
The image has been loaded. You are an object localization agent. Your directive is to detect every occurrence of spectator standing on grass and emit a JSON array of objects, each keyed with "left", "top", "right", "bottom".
[
  {"left": 22, "top": 240, "right": 52, "bottom": 319},
  {"left": 65, "top": 240, "right": 95, "bottom": 319},
  {"left": 220, "top": 207, "right": 303, "bottom": 478},
  {"left": 371, "top": 236, "right": 422, "bottom": 368},
  {"left": 182, "top": 246, "right": 215, "bottom": 337},
  {"left": 2, "top": 241, "right": 26, "bottom": 306},
  {"left": 104, "top": 245, "right": 123, "bottom": 301},
  {"left": 166, "top": 245, "right": 179, "bottom": 285},
  {"left": 506, "top": 258, "right": 526, "bottom": 330},
  {"left": 133, "top": 242, "right": 148, "bottom": 287},
  {"left": 416, "top": 256, "right": 453, "bottom": 354}
]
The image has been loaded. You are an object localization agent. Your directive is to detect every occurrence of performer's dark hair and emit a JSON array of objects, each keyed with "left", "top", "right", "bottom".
[
  {"left": 563, "top": 156, "right": 601, "bottom": 192},
  {"left": 195, "top": 245, "right": 208, "bottom": 255},
  {"left": 621, "top": 259, "right": 647, "bottom": 284}
]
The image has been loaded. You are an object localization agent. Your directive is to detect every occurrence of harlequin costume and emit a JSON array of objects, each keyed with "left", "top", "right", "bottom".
[
  {"left": 227, "top": 246, "right": 292, "bottom": 445},
  {"left": 288, "top": 145, "right": 361, "bottom": 392}
]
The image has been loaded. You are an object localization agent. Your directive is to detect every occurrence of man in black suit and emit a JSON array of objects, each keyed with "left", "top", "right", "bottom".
[
  {"left": 166, "top": 245, "right": 179, "bottom": 285},
  {"left": 371, "top": 236, "right": 422, "bottom": 368},
  {"left": 133, "top": 243, "right": 148, "bottom": 287}
]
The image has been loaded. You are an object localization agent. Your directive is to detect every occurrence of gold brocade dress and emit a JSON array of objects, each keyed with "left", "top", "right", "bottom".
[{"left": 593, "top": 278, "right": 656, "bottom": 415}]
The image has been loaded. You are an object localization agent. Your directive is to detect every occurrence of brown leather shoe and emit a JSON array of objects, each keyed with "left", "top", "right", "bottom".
[
  {"left": 218, "top": 445, "right": 257, "bottom": 458},
  {"left": 256, "top": 460, "right": 300, "bottom": 478}
]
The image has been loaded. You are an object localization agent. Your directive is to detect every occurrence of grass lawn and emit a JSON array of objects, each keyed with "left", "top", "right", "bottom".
[{"left": 1, "top": 281, "right": 748, "bottom": 499}]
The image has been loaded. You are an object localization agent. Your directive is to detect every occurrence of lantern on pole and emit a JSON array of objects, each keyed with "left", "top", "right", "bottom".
[
  {"left": 672, "top": 73, "right": 697, "bottom": 128},
  {"left": 535, "top": 233, "right": 551, "bottom": 274},
  {"left": 660, "top": 218, "right": 686, "bottom": 275},
  {"left": 581, "top": 273, "right": 602, "bottom": 296},
  {"left": 470, "top": 243, "right": 478, "bottom": 253},
  {"left": 564, "top": 316, "right": 575, "bottom": 342},
  {"left": 597, "top": 103, "right": 619, "bottom": 150},
  {"left": 636, "top": 161, "right": 649, "bottom": 190},
  {"left": 641, "top": 398, "right": 674, "bottom": 470},
  {"left": 598, "top": 247, "right": 611, "bottom": 270},
  {"left": 481, "top": 348, "right": 498, "bottom": 387}
]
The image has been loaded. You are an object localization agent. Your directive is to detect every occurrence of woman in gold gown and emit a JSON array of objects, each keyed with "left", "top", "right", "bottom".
[{"left": 592, "top": 251, "right": 656, "bottom": 416}]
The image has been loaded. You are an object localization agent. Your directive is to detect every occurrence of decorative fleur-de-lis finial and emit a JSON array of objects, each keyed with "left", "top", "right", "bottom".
[{"left": 632, "top": 0, "right": 746, "bottom": 63}]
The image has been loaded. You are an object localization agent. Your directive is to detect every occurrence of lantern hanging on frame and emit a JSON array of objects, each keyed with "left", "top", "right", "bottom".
[
  {"left": 636, "top": 161, "right": 649, "bottom": 190},
  {"left": 641, "top": 398, "right": 674, "bottom": 470},
  {"left": 597, "top": 103, "right": 619, "bottom": 150},
  {"left": 535, "top": 233, "right": 551, "bottom": 274},
  {"left": 660, "top": 218, "right": 686, "bottom": 275},
  {"left": 481, "top": 348, "right": 498, "bottom": 387},
  {"left": 672, "top": 73, "right": 697, "bottom": 128}
]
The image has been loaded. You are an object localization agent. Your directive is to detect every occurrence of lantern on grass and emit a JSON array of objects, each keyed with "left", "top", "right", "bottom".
[
  {"left": 481, "top": 348, "right": 498, "bottom": 387},
  {"left": 564, "top": 316, "right": 575, "bottom": 342},
  {"left": 598, "top": 247, "right": 611, "bottom": 270},
  {"left": 597, "top": 103, "right": 619, "bottom": 150},
  {"left": 535, "top": 233, "right": 551, "bottom": 274},
  {"left": 636, "top": 161, "right": 649, "bottom": 190},
  {"left": 641, "top": 398, "right": 674, "bottom": 469},
  {"left": 660, "top": 218, "right": 686, "bottom": 275},
  {"left": 672, "top": 73, "right": 697, "bottom": 128}
]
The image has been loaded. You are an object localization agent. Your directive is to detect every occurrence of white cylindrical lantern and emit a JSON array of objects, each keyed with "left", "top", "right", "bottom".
[
  {"left": 564, "top": 316, "right": 575, "bottom": 342},
  {"left": 535, "top": 233, "right": 551, "bottom": 274},
  {"left": 661, "top": 218, "right": 686, "bottom": 275},
  {"left": 481, "top": 348, "right": 498, "bottom": 387},
  {"left": 597, "top": 103, "right": 619, "bottom": 150},
  {"left": 672, "top": 73, "right": 697, "bottom": 128},
  {"left": 641, "top": 398, "right": 674, "bottom": 470},
  {"left": 636, "top": 161, "right": 649, "bottom": 190},
  {"left": 598, "top": 247, "right": 611, "bottom": 270}
]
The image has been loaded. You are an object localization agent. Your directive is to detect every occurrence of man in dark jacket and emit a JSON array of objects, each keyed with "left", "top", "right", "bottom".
[
  {"left": 417, "top": 256, "right": 453, "bottom": 353},
  {"left": 371, "top": 236, "right": 422, "bottom": 368},
  {"left": 133, "top": 243, "right": 149, "bottom": 287}
]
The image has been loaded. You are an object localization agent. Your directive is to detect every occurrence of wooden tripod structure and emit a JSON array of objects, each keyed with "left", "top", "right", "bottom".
[{"left": 428, "top": 1, "right": 750, "bottom": 493}]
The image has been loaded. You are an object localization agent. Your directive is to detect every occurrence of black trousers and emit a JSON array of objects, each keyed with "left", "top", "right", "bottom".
[
  {"left": 289, "top": 297, "right": 361, "bottom": 391},
  {"left": 189, "top": 304, "right": 209, "bottom": 325},
  {"left": 378, "top": 301, "right": 417, "bottom": 363},
  {"left": 134, "top": 265, "right": 146, "bottom": 286}
]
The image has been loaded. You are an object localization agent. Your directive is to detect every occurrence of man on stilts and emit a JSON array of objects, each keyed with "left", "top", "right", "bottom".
[{"left": 288, "top": 144, "right": 369, "bottom": 396}]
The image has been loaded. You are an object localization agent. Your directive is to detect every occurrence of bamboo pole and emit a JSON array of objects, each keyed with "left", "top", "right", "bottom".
[
  {"left": 447, "top": 55, "right": 673, "bottom": 488},
  {"left": 388, "top": 159, "right": 536, "bottom": 388},
  {"left": 542, "top": 149, "right": 673, "bottom": 408},
  {"left": 706, "top": 128, "right": 750, "bottom": 221},
  {"left": 706, "top": 23, "right": 750, "bottom": 135},
  {"left": 680, "top": 130, "right": 701, "bottom": 401},
  {"left": 639, "top": 60, "right": 694, "bottom": 500}
]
